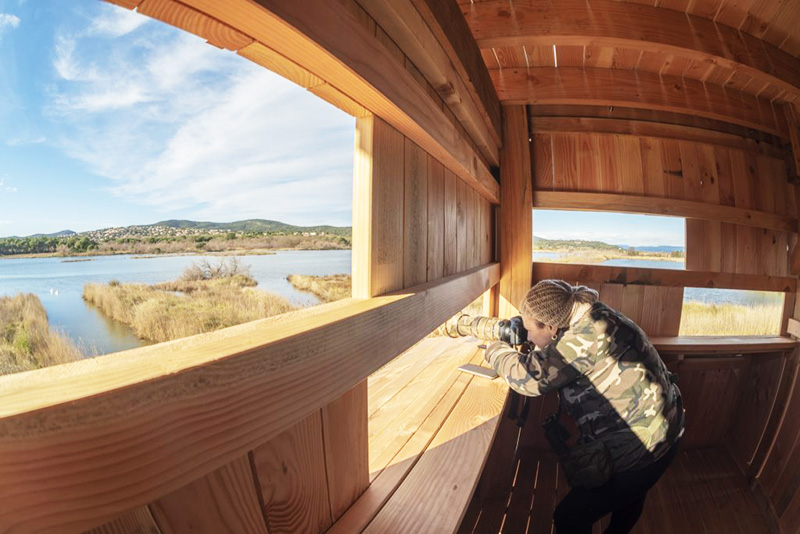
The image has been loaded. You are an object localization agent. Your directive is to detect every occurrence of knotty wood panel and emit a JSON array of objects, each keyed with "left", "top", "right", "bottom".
[
  {"left": 150, "top": 455, "right": 268, "bottom": 534},
  {"left": 686, "top": 220, "right": 791, "bottom": 276},
  {"left": 84, "top": 507, "right": 161, "bottom": 534},
  {"left": 728, "top": 354, "right": 786, "bottom": 470},
  {"left": 532, "top": 134, "right": 796, "bottom": 222},
  {"left": 404, "top": 139, "right": 428, "bottom": 288},
  {"left": 252, "top": 412, "right": 332, "bottom": 534},
  {"left": 443, "top": 169, "right": 459, "bottom": 277},
  {"left": 427, "top": 157, "right": 445, "bottom": 282},
  {"left": 499, "top": 106, "right": 533, "bottom": 318},
  {"left": 321, "top": 381, "right": 369, "bottom": 523}
]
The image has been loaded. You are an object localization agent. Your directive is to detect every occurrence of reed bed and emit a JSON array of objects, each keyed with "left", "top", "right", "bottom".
[
  {"left": 287, "top": 274, "right": 351, "bottom": 303},
  {"left": 84, "top": 260, "right": 294, "bottom": 343},
  {"left": 0, "top": 293, "right": 83, "bottom": 375},
  {"left": 679, "top": 301, "right": 782, "bottom": 336}
]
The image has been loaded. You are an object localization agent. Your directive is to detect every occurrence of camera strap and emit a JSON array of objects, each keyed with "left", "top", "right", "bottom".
[{"left": 505, "top": 391, "right": 531, "bottom": 428}]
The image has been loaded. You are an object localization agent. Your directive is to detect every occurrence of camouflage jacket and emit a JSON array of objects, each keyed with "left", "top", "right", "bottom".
[{"left": 485, "top": 302, "right": 684, "bottom": 473}]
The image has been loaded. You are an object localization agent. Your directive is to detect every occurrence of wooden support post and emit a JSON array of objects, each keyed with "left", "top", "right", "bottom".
[{"left": 497, "top": 106, "right": 533, "bottom": 318}]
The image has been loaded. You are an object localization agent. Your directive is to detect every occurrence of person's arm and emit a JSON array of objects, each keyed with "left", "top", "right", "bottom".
[{"left": 484, "top": 328, "right": 596, "bottom": 397}]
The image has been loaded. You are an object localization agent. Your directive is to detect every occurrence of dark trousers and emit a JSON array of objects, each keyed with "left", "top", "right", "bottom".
[{"left": 553, "top": 439, "right": 681, "bottom": 534}]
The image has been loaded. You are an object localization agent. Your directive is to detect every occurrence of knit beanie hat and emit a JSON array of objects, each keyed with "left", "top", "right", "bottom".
[{"left": 520, "top": 279, "right": 599, "bottom": 328}]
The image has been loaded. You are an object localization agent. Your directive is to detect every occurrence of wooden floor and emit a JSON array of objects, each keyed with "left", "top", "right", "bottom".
[{"left": 460, "top": 445, "right": 771, "bottom": 534}]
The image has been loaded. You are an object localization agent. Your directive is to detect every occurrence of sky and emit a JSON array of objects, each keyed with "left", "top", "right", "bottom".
[
  {"left": 533, "top": 210, "right": 685, "bottom": 248},
  {"left": 0, "top": 0, "right": 356, "bottom": 237}
]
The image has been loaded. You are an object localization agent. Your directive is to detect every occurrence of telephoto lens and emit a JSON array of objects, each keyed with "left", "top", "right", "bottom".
[{"left": 434, "top": 313, "right": 527, "bottom": 345}]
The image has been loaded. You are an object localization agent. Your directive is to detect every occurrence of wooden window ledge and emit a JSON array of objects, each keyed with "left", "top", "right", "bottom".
[{"left": 651, "top": 336, "right": 798, "bottom": 355}]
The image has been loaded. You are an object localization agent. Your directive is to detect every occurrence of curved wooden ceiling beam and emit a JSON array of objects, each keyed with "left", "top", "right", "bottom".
[
  {"left": 462, "top": 0, "right": 800, "bottom": 100},
  {"left": 493, "top": 67, "right": 787, "bottom": 137}
]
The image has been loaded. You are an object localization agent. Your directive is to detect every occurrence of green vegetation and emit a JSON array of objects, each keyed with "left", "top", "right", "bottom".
[
  {"left": 0, "top": 294, "right": 84, "bottom": 375},
  {"left": 84, "top": 259, "right": 294, "bottom": 343},
  {"left": 0, "top": 219, "right": 352, "bottom": 258},
  {"left": 533, "top": 236, "right": 685, "bottom": 264},
  {"left": 287, "top": 274, "right": 351, "bottom": 303},
  {"left": 679, "top": 301, "right": 782, "bottom": 336}
]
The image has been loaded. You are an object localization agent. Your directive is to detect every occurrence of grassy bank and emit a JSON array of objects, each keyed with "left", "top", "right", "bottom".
[
  {"left": 679, "top": 301, "right": 782, "bottom": 336},
  {"left": 0, "top": 294, "right": 83, "bottom": 375},
  {"left": 534, "top": 249, "right": 684, "bottom": 264},
  {"left": 84, "top": 260, "right": 294, "bottom": 343},
  {"left": 287, "top": 274, "right": 351, "bottom": 303}
]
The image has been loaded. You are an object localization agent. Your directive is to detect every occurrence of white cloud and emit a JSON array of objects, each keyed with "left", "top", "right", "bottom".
[
  {"left": 89, "top": 5, "right": 148, "bottom": 38},
  {"left": 0, "top": 13, "right": 20, "bottom": 30},
  {"left": 0, "top": 178, "right": 18, "bottom": 193},
  {"left": 6, "top": 135, "right": 45, "bottom": 146},
  {"left": 47, "top": 11, "right": 355, "bottom": 226}
]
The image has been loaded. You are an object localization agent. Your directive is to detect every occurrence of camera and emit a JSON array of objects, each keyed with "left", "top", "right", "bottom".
[{"left": 434, "top": 313, "right": 528, "bottom": 346}]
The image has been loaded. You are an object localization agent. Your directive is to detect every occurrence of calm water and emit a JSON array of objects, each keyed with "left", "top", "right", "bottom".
[
  {"left": 0, "top": 250, "right": 351, "bottom": 355},
  {"left": 532, "top": 253, "right": 783, "bottom": 307}
]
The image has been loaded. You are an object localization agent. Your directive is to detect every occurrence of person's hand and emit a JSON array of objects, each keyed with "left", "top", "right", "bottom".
[{"left": 497, "top": 315, "right": 528, "bottom": 346}]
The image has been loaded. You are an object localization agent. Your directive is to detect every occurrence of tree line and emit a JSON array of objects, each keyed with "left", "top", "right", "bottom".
[{"left": 0, "top": 236, "right": 97, "bottom": 255}]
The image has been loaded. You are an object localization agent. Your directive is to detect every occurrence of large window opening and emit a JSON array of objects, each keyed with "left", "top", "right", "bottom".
[
  {"left": 680, "top": 289, "right": 783, "bottom": 336},
  {"left": 0, "top": 1, "right": 354, "bottom": 374},
  {"left": 532, "top": 210, "right": 685, "bottom": 268}
]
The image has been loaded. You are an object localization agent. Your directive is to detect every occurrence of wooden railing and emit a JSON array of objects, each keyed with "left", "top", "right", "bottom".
[{"left": 0, "top": 263, "right": 499, "bottom": 534}]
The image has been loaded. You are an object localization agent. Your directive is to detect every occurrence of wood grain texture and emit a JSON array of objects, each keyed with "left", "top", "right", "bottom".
[
  {"left": 456, "top": 178, "right": 469, "bottom": 273},
  {"left": 150, "top": 455, "right": 268, "bottom": 534},
  {"left": 462, "top": 0, "right": 800, "bottom": 103},
  {"left": 533, "top": 190, "right": 796, "bottom": 233},
  {"left": 83, "top": 507, "right": 161, "bottom": 534},
  {"left": 651, "top": 337, "right": 798, "bottom": 354},
  {"left": 355, "top": 0, "right": 500, "bottom": 166},
  {"left": 370, "top": 117, "right": 405, "bottom": 296},
  {"left": 138, "top": 0, "right": 252, "bottom": 50},
  {"left": 351, "top": 116, "right": 375, "bottom": 300},
  {"left": 321, "top": 381, "right": 369, "bottom": 522},
  {"left": 251, "top": 412, "right": 332, "bottom": 534},
  {"left": 427, "top": 156, "right": 445, "bottom": 282},
  {"left": 494, "top": 67, "right": 785, "bottom": 137},
  {"left": 532, "top": 262, "right": 797, "bottom": 293},
  {"left": 787, "top": 104, "right": 800, "bottom": 179},
  {"left": 181, "top": 0, "right": 499, "bottom": 203},
  {"left": 404, "top": 138, "right": 428, "bottom": 288},
  {"left": 531, "top": 116, "right": 788, "bottom": 158},
  {"left": 498, "top": 106, "right": 533, "bottom": 318},
  {"left": 443, "top": 169, "right": 459, "bottom": 277},
  {"left": 363, "top": 360, "right": 508, "bottom": 533},
  {"left": 239, "top": 42, "right": 323, "bottom": 89},
  {"left": 729, "top": 355, "right": 786, "bottom": 470},
  {"left": 0, "top": 265, "right": 498, "bottom": 534}
]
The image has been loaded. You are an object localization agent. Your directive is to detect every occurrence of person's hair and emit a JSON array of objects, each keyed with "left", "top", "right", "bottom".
[{"left": 520, "top": 279, "right": 599, "bottom": 329}]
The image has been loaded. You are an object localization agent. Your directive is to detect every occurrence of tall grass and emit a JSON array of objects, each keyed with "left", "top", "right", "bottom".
[
  {"left": 84, "top": 260, "right": 294, "bottom": 343},
  {"left": 0, "top": 293, "right": 83, "bottom": 375},
  {"left": 287, "top": 274, "right": 351, "bottom": 303},
  {"left": 679, "top": 301, "right": 782, "bottom": 336}
]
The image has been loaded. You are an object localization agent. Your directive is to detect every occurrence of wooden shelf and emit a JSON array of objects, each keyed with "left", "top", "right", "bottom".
[
  {"left": 532, "top": 262, "right": 797, "bottom": 293},
  {"left": 652, "top": 336, "right": 798, "bottom": 354}
]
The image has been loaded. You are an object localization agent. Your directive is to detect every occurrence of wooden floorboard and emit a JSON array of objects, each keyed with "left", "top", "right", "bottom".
[{"left": 462, "top": 445, "right": 772, "bottom": 534}]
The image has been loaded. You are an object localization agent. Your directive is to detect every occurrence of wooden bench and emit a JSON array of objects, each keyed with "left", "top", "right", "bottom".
[{"left": 326, "top": 336, "right": 509, "bottom": 534}]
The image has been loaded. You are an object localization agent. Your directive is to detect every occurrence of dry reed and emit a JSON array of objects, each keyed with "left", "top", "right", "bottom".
[
  {"left": 679, "top": 301, "right": 782, "bottom": 336},
  {"left": 84, "top": 262, "right": 295, "bottom": 343},
  {"left": 0, "top": 293, "right": 83, "bottom": 375},
  {"left": 287, "top": 274, "right": 351, "bottom": 303}
]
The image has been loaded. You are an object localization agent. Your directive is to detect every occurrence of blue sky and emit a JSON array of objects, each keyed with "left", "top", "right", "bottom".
[
  {"left": 0, "top": 0, "right": 355, "bottom": 237},
  {"left": 533, "top": 210, "right": 685, "bottom": 248}
]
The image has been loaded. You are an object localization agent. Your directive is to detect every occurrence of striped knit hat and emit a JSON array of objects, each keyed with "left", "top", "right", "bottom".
[{"left": 520, "top": 279, "right": 599, "bottom": 328}]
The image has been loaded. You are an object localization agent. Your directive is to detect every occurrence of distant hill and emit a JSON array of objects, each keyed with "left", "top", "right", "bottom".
[
  {"left": 26, "top": 230, "right": 76, "bottom": 238},
  {"left": 533, "top": 236, "right": 623, "bottom": 251},
  {"left": 151, "top": 219, "right": 351, "bottom": 236}
]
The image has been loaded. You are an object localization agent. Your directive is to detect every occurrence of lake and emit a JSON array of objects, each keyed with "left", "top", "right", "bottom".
[
  {"left": 0, "top": 250, "right": 351, "bottom": 355},
  {"left": 532, "top": 252, "right": 784, "bottom": 307}
]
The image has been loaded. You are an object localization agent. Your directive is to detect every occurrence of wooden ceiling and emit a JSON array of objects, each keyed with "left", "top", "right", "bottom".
[{"left": 459, "top": 0, "right": 800, "bottom": 138}]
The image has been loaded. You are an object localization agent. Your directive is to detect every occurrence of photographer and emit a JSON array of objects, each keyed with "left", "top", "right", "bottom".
[{"left": 484, "top": 279, "right": 685, "bottom": 534}]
